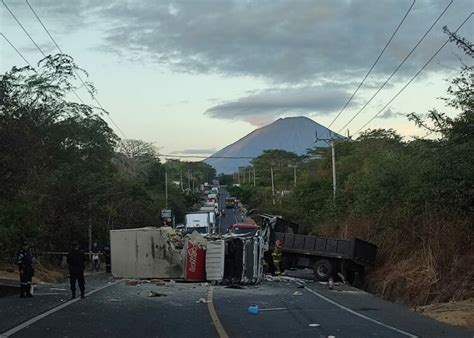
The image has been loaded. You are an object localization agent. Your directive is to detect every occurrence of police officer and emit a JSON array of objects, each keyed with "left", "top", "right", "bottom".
[
  {"left": 17, "top": 241, "right": 34, "bottom": 298},
  {"left": 67, "top": 241, "right": 86, "bottom": 299},
  {"left": 102, "top": 244, "right": 111, "bottom": 273}
]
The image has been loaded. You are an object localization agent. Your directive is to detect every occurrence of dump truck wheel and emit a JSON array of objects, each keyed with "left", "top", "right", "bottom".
[{"left": 313, "top": 259, "right": 333, "bottom": 281}]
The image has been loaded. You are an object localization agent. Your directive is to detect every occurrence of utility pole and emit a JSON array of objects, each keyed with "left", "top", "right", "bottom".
[
  {"left": 253, "top": 167, "right": 256, "bottom": 187},
  {"left": 238, "top": 169, "right": 241, "bottom": 185},
  {"left": 165, "top": 170, "right": 168, "bottom": 207},
  {"left": 271, "top": 166, "right": 275, "bottom": 205},
  {"left": 331, "top": 139, "right": 336, "bottom": 198},
  {"left": 180, "top": 171, "right": 183, "bottom": 191},
  {"left": 294, "top": 165, "right": 297, "bottom": 187},
  {"left": 315, "top": 131, "right": 337, "bottom": 200},
  {"left": 288, "top": 164, "right": 297, "bottom": 187},
  {"left": 88, "top": 200, "right": 92, "bottom": 262},
  {"left": 188, "top": 170, "right": 191, "bottom": 191}
]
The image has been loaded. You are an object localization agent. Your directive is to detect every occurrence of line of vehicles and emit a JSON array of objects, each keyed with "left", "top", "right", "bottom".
[{"left": 179, "top": 182, "right": 256, "bottom": 236}]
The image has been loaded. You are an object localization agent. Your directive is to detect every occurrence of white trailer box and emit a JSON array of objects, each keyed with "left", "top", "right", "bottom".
[
  {"left": 206, "top": 240, "right": 225, "bottom": 282},
  {"left": 110, "top": 227, "right": 184, "bottom": 279}
]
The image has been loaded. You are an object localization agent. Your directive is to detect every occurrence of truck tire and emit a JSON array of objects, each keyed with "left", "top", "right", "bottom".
[
  {"left": 280, "top": 256, "right": 289, "bottom": 273},
  {"left": 313, "top": 259, "right": 333, "bottom": 281}
]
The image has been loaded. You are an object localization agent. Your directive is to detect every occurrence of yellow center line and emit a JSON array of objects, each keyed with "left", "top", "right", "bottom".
[{"left": 207, "top": 286, "right": 229, "bottom": 338}]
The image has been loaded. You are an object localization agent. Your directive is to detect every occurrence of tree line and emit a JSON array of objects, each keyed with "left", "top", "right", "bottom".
[{"left": 0, "top": 54, "right": 215, "bottom": 259}]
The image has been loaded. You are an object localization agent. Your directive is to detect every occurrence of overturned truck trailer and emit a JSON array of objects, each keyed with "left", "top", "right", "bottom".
[
  {"left": 206, "top": 235, "right": 264, "bottom": 285},
  {"left": 110, "top": 227, "right": 207, "bottom": 281}
]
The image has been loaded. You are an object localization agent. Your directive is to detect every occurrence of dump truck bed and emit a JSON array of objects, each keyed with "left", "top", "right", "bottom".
[{"left": 274, "top": 232, "right": 377, "bottom": 266}]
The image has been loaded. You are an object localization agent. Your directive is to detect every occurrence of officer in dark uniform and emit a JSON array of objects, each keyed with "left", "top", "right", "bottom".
[
  {"left": 67, "top": 241, "right": 86, "bottom": 299},
  {"left": 17, "top": 241, "right": 34, "bottom": 298},
  {"left": 102, "top": 244, "right": 111, "bottom": 273}
]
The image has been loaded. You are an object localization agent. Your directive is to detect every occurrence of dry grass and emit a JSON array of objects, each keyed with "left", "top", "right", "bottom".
[
  {"left": 414, "top": 298, "right": 474, "bottom": 328},
  {"left": 318, "top": 214, "right": 474, "bottom": 308},
  {"left": 0, "top": 262, "right": 65, "bottom": 284}
]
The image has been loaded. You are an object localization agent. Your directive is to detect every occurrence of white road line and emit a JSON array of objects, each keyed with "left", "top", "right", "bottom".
[
  {"left": 1, "top": 280, "right": 121, "bottom": 337},
  {"left": 304, "top": 286, "right": 418, "bottom": 338}
]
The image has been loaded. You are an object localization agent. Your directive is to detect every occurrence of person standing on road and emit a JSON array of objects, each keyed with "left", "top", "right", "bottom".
[
  {"left": 67, "top": 241, "right": 86, "bottom": 299},
  {"left": 16, "top": 241, "right": 34, "bottom": 298},
  {"left": 91, "top": 242, "right": 100, "bottom": 272}
]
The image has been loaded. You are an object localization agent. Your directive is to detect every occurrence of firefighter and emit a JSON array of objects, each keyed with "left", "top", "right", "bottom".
[
  {"left": 272, "top": 240, "right": 283, "bottom": 275},
  {"left": 17, "top": 241, "right": 34, "bottom": 298},
  {"left": 67, "top": 241, "right": 86, "bottom": 299}
]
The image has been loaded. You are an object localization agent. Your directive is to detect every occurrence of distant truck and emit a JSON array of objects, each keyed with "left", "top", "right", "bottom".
[
  {"left": 185, "top": 213, "right": 210, "bottom": 234},
  {"left": 225, "top": 197, "right": 236, "bottom": 209}
]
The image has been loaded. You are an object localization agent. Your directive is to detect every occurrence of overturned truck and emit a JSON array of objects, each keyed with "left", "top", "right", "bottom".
[{"left": 259, "top": 214, "right": 377, "bottom": 286}]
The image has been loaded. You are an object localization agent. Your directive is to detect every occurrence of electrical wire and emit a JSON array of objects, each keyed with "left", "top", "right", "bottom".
[
  {"left": 353, "top": 12, "right": 473, "bottom": 136},
  {"left": 24, "top": 0, "right": 128, "bottom": 139},
  {"left": 337, "top": 0, "right": 453, "bottom": 134},
  {"left": 327, "top": 0, "right": 416, "bottom": 130},
  {"left": 0, "top": 32, "right": 34, "bottom": 68},
  {"left": 158, "top": 154, "right": 257, "bottom": 159},
  {"left": 1, "top": 0, "right": 46, "bottom": 57}
]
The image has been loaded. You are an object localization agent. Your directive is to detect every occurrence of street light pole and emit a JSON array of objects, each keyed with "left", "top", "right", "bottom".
[
  {"left": 315, "top": 131, "right": 337, "bottom": 200},
  {"left": 294, "top": 165, "right": 297, "bottom": 187},
  {"left": 271, "top": 166, "right": 275, "bottom": 205},
  {"left": 165, "top": 170, "right": 168, "bottom": 207},
  {"left": 331, "top": 139, "right": 337, "bottom": 199}
]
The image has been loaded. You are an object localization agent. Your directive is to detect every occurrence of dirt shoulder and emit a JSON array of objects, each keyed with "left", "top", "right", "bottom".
[
  {"left": 0, "top": 263, "right": 65, "bottom": 285},
  {"left": 414, "top": 298, "right": 474, "bottom": 329}
]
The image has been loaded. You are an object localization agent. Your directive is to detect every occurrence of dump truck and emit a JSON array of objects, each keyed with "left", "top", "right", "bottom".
[{"left": 259, "top": 214, "right": 377, "bottom": 286}]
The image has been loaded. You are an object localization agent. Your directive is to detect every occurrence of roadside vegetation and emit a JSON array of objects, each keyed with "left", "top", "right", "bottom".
[
  {"left": 0, "top": 55, "right": 214, "bottom": 261},
  {"left": 228, "top": 31, "right": 473, "bottom": 307}
]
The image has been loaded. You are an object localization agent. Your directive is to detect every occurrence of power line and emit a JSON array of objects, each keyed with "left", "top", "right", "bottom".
[
  {"left": 337, "top": 0, "right": 453, "bottom": 134},
  {"left": 353, "top": 12, "right": 473, "bottom": 136},
  {"left": 0, "top": 32, "right": 34, "bottom": 68},
  {"left": 2, "top": 0, "right": 46, "bottom": 57},
  {"left": 24, "top": 0, "right": 127, "bottom": 138},
  {"left": 327, "top": 0, "right": 416, "bottom": 130},
  {"left": 19, "top": 0, "right": 127, "bottom": 139},
  {"left": 2, "top": 0, "right": 84, "bottom": 104},
  {"left": 158, "top": 154, "right": 257, "bottom": 160}
]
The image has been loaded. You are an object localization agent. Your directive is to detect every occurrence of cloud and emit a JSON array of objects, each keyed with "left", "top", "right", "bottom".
[
  {"left": 377, "top": 108, "right": 406, "bottom": 119},
  {"left": 204, "top": 85, "right": 354, "bottom": 126},
  {"left": 92, "top": 0, "right": 471, "bottom": 83},
  {"left": 170, "top": 148, "right": 217, "bottom": 155}
]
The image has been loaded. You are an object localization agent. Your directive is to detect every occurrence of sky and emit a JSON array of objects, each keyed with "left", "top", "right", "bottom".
[{"left": 1, "top": 0, "right": 472, "bottom": 158}]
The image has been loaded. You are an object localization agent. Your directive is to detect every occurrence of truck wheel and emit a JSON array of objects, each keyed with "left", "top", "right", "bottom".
[
  {"left": 313, "top": 259, "right": 333, "bottom": 281},
  {"left": 280, "top": 256, "right": 289, "bottom": 273}
]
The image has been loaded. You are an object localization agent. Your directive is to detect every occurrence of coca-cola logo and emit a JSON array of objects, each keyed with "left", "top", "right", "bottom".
[{"left": 188, "top": 242, "right": 198, "bottom": 273}]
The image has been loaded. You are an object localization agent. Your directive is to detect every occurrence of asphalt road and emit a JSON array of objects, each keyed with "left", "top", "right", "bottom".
[
  {"left": 1, "top": 188, "right": 472, "bottom": 337},
  {"left": 216, "top": 188, "right": 243, "bottom": 234},
  {"left": 1, "top": 274, "right": 472, "bottom": 338}
]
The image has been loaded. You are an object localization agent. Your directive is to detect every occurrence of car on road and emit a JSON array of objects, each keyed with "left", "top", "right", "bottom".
[{"left": 228, "top": 223, "right": 258, "bottom": 236}]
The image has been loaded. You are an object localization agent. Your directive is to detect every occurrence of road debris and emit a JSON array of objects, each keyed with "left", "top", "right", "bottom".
[
  {"left": 308, "top": 324, "right": 320, "bottom": 327},
  {"left": 329, "top": 277, "right": 334, "bottom": 290},
  {"left": 225, "top": 284, "right": 246, "bottom": 289},
  {"left": 247, "top": 305, "right": 259, "bottom": 314},
  {"left": 337, "top": 272, "right": 346, "bottom": 284},
  {"left": 148, "top": 291, "right": 167, "bottom": 297},
  {"left": 196, "top": 297, "right": 208, "bottom": 303},
  {"left": 126, "top": 280, "right": 139, "bottom": 286},
  {"left": 292, "top": 291, "right": 303, "bottom": 296}
]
